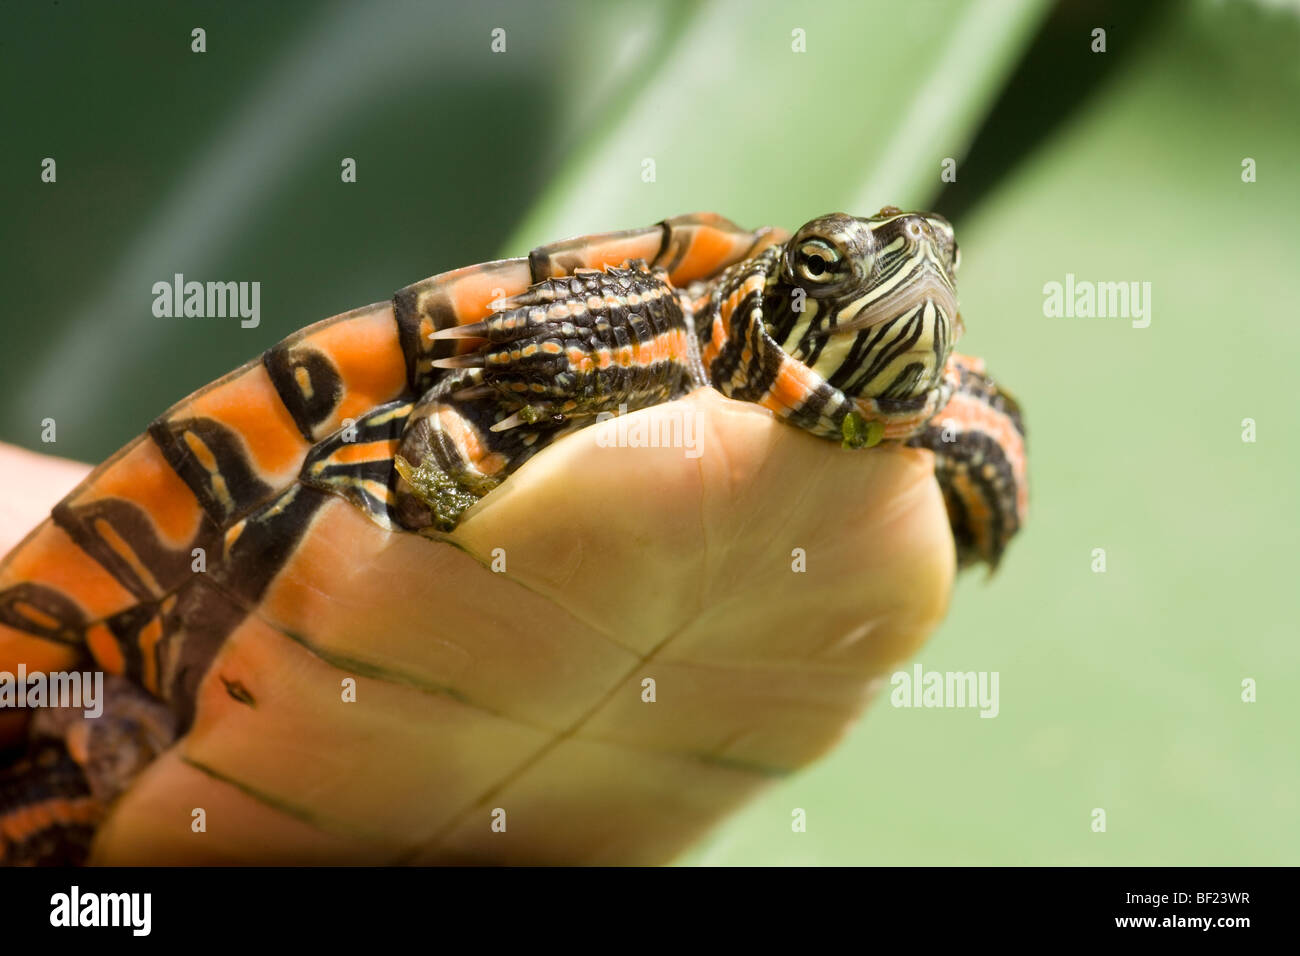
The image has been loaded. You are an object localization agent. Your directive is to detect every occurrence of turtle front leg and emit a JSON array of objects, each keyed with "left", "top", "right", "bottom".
[
  {"left": 906, "top": 353, "right": 1028, "bottom": 569},
  {"left": 699, "top": 255, "right": 934, "bottom": 450},
  {"left": 395, "top": 264, "right": 695, "bottom": 532}
]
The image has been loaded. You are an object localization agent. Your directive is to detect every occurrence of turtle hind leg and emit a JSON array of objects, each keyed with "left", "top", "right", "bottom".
[
  {"left": 393, "top": 368, "right": 576, "bottom": 532},
  {"left": 0, "top": 739, "right": 98, "bottom": 865},
  {"left": 0, "top": 674, "right": 177, "bottom": 866}
]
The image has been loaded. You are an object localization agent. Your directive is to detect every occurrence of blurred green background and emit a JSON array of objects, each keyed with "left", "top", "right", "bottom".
[{"left": 2, "top": 0, "right": 1297, "bottom": 864}]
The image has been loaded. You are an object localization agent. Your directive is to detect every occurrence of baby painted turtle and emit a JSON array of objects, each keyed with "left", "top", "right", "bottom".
[{"left": 0, "top": 208, "right": 1025, "bottom": 864}]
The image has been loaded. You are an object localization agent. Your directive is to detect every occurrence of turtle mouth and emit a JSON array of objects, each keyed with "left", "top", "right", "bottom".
[{"left": 830, "top": 267, "right": 959, "bottom": 334}]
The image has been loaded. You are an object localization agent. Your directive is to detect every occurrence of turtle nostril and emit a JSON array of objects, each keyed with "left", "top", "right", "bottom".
[{"left": 904, "top": 216, "right": 929, "bottom": 241}]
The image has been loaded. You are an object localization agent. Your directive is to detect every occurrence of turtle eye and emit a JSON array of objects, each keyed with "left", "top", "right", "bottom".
[{"left": 796, "top": 240, "right": 840, "bottom": 283}]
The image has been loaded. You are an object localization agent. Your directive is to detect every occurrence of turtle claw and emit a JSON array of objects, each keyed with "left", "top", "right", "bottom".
[
  {"left": 490, "top": 405, "right": 546, "bottom": 432},
  {"left": 428, "top": 323, "right": 489, "bottom": 341},
  {"left": 450, "top": 384, "right": 496, "bottom": 402},
  {"left": 431, "top": 353, "right": 486, "bottom": 370}
]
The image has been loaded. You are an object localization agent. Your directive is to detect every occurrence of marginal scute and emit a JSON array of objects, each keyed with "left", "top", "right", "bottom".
[
  {"left": 150, "top": 359, "right": 312, "bottom": 520},
  {"left": 263, "top": 301, "right": 408, "bottom": 443},
  {"left": 656, "top": 212, "right": 779, "bottom": 287},
  {"left": 0, "top": 519, "right": 137, "bottom": 644},
  {"left": 525, "top": 213, "right": 786, "bottom": 293},
  {"left": 393, "top": 258, "right": 534, "bottom": 394},
  {"left": 528, "top": 224, "right": 665, "bottom": 281},
  {"left": 52, "top": 482, "right": 219, "bottom": 604}
]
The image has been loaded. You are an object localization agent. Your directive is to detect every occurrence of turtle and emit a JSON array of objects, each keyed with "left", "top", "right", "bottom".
[{"left": 0, "top": 208, "right": 1027, "bottom": 865}]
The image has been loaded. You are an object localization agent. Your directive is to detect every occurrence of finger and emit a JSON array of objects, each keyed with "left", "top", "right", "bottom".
[{"left": 0, "top": 442, "right": 91, "bottom": 556}]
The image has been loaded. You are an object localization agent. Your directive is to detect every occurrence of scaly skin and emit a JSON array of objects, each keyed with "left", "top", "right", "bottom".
[{"left": 396, "top": 209, "right": 1026, "bottom": 566}]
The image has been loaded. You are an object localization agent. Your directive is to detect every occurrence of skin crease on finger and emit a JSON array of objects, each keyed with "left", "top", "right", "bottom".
[{"left": 0, "top": 392, "right": 956, "bottom": 864}]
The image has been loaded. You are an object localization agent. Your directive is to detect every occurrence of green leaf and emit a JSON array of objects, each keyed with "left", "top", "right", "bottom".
[
  {"left": 503, "top": 0, "right": 1051, "bottom": 251},
  {"left": 694, "top": 0, "right": 1300, "bottom": 865}
]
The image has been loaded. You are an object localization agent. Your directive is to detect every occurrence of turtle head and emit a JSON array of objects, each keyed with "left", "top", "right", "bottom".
[
  {"left": 782, "top": 208, "right": 959, "bottom": 302},
  {"left": 771, "top": 208, "right": 961, "bottom": 410}
]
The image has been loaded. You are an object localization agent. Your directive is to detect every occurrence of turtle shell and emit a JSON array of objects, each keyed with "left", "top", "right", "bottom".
[{"left": 0, "top": 214, "right": 953, "bottom": 864}]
